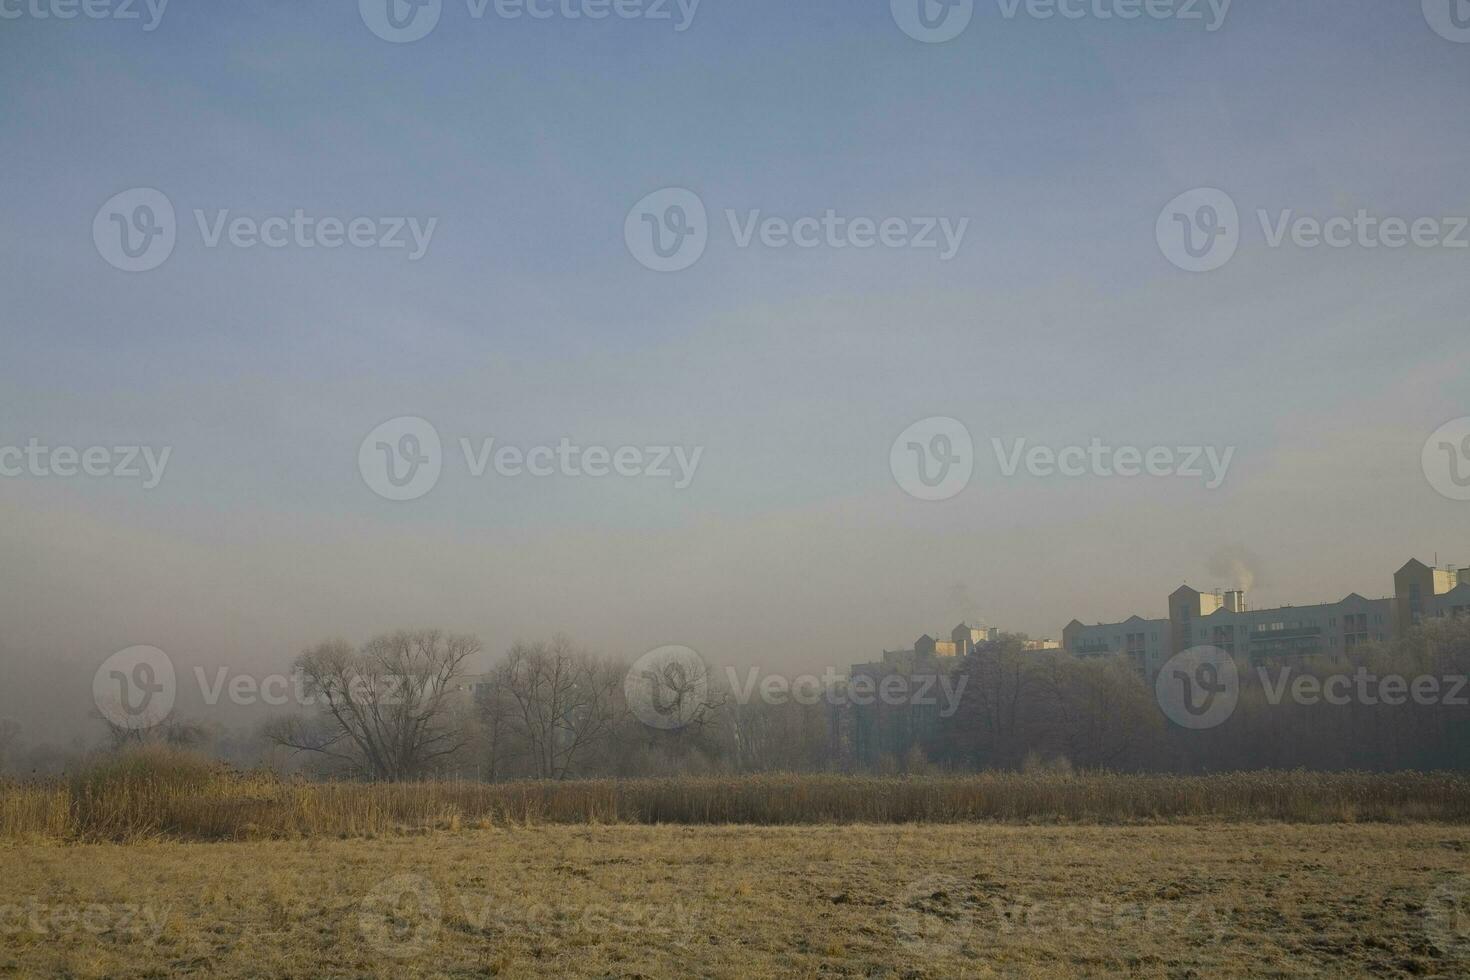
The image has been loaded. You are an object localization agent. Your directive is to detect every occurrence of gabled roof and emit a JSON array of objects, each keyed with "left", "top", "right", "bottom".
[
  {"left": 1437, "top": 582, "right": 1470, "bottom": 602},
  {"left": 1069, "top": 614, "right": 1162, "bottom": 629}
]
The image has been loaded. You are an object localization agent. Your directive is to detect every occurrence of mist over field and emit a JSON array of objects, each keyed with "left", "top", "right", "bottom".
[
  {"left": 3, "top": 2, "right": 1469, "bottom": 975},
  {"left": 3, "top": 0, "right": 1469, "bottom": 757}
]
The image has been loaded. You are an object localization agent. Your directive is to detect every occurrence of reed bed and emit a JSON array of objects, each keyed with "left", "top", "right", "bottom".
[{"left": 3, "top": 752, "right": 1468, "bottom": 842}]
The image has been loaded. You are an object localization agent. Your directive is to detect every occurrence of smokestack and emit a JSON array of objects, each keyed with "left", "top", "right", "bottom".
[{"left": 1223, "top": 590, "right": 1246, "bottom": 613}]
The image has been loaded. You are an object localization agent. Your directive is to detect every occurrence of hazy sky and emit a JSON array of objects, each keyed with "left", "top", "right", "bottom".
[{"left": 2, "top": 0, "right": 1468, "bottom": 740}]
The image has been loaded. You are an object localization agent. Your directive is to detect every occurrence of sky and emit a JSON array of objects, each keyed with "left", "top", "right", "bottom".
[{"left": 1, "top": 0, "right": 1468, "bottom": 740}]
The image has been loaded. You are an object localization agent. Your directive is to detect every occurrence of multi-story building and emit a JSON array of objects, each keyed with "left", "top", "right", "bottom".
[
  {"left": 1393, "top": 559, "right": 1470, "bottom": 630},
  {"left": 1165, "top": 585, "right": 1391, "bottom": 664},
  {"left": 849, "top": 624, "right": 1020, "bottom": 764},
  {"left": 1062, "top": 557, "right": 1470, "bottom": 679},
  {"left": 1061, "top": 615, "right": 1170, "bottom": 677},
  {"left": 914, "top": 623, "right": 998, "bottom": 659},
  {"left": 849, "top": 640, "right": 957, "bottom": 766}
]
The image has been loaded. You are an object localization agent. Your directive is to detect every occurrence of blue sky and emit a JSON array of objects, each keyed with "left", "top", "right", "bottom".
[{"left": 1, "top": 0, "right": 1468, "bottom": 737}]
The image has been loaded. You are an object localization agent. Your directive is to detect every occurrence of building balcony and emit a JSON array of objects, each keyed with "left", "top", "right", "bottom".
[{"left": 1249, "top": 626, "right": 1322, "bottom": 643}]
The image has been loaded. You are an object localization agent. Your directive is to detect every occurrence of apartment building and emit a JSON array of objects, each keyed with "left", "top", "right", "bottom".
[
  {"left": 1393, "top": 559, "right": 1470, "bottom": 629},
  {"left": 1061, "top": 615, "right": 1170, "bottom": 677},
  {"left": 911, "top": 623, "right": 998, "bottom": 659},
  {"left": 1165, "top": 585, "right": 1391, "bottom": 662},
  {"left": 849, "top": 634, "right": 966, "bottom": 766},
  {"left": 1062, "top": 557, "right": 1467, "bottom": 678}
]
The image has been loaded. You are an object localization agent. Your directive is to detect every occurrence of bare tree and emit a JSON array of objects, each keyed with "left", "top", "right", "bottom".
[
  {"left": 728, "top": 697, "right": 830, "bottom": 772},
  {"left": 492, "top": 636, "right": 619, "bottom": 780},
  {"left": 473, "top": 670, "right": 514, "bottom": 781},
  {"left": 939, "top": 635, "right": 1043, "bottom": 769},
  {"left": 1030, "top": 654, "right": 1158, "bottom": 768},
  {"left": 93, "top": 709, "right": 206, "bottom": 752},
  {"left": 616, "top": 649, "right": 729, "bottom": 776},
  {"left": 267, "top": 629, "right": 480, "bottom": 781},
  {"left": 627, "top": 647, "right": 725, "bottom": 736}
]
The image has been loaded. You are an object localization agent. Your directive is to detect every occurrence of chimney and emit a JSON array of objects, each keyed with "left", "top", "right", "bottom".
[{"left": 1223, "top": 590, "right": 1246, "bottom": 613}]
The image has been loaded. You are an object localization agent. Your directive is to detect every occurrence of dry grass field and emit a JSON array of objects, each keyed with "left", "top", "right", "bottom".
[
  {"left": 3, "top": 758, "right": 1468, "bottom": 977},
  {"left": 1, "top": 823, "right": 1467, "bottom": 978}
]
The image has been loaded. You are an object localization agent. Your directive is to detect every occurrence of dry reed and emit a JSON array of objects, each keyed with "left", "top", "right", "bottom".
[{"left": 3, "top": 750, "right": 1468, "bottom": 843}]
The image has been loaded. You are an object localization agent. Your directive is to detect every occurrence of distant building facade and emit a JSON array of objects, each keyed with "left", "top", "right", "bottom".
[
  {"left": 849, "top": 641, "right": 952, "bottom": 766},
  {"left": 1393, "top": 559, "right": 1470, "bottom": 630},
  {"left": 913, "top": 623, "right": 1000, "bottom": 659},
  {"left": 1063, "top": 557, "right": 1467, "bottom": 679},
  {"left": 1062, "top": 615, "right": 1170, "bottom": 677},
  {"left": 849, "top": 624, "right": 1006, "bottom": 765},
  {"left": 1165, "top": 585, "right": 1391, "bottom": 662}
]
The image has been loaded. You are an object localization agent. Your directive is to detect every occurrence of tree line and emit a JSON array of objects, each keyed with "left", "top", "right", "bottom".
[{"left": 4, "top": 620, "right": 1466, "bottom": 780}]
